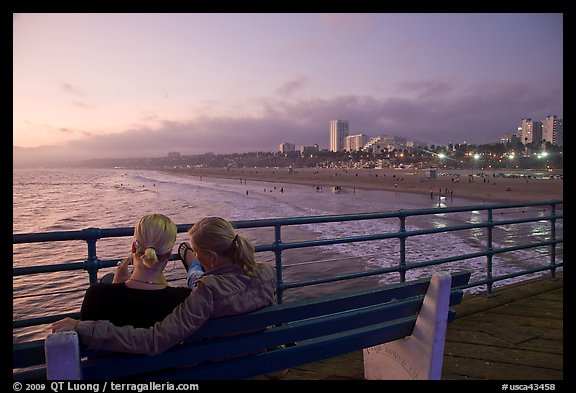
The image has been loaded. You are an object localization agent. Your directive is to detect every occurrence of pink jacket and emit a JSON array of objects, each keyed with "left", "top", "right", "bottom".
[{"left": 75, "top": 263, "right": 276, "bottom": 355}]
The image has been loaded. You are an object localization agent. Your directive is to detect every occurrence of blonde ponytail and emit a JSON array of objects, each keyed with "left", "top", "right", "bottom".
[
  {"left": 134, "top": 214, "right": 177, "bottom": 269},
  {"left": 142, "top": 247, "right": 159, "bottom": 268}
]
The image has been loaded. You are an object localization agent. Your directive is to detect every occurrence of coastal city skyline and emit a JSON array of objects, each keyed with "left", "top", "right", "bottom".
[
  {"left": 13, "top": 13, "right": 562, "bottom": 165},
  {"left": 276, "top": 114, "right": 563, "bottom": 157}
]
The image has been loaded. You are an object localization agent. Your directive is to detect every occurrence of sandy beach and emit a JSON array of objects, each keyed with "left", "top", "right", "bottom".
[{"left": 159, "top": 167, "right": 563, "bottom": 204}]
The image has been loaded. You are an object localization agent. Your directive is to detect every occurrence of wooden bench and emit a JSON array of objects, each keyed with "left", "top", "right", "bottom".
[{"left": 42, "top": 270, "right": 470, "bottom": 380}]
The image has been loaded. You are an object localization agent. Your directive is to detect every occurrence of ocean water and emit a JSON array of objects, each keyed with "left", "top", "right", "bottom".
[{"left": 13, "top": 168, "right": 563, "bottom": 343}]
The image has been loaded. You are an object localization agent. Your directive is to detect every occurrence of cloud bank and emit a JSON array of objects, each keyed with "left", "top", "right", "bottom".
[{"left": 13, "top": 80, "right": 562, "bottom": 166}]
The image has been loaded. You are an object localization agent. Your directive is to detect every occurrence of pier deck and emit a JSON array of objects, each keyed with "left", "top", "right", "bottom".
[{"left": 252, "top": 273, "right": 563, "bottom": 380}]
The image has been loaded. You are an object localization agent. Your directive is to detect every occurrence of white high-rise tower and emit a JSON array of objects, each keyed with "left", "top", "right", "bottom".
[
  {"left": 329, "top": 120, "right": 349, "bottom": 152},
  {"left": 542, "top": 115, "right": 563, "bottom": 146}
]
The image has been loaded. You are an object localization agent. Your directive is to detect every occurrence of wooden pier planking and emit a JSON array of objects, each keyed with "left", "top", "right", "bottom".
[{"left": 252, "top": 273, "right": 563, "bottom": 380}]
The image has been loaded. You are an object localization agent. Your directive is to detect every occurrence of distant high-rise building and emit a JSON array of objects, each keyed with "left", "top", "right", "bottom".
[
  {"left": 279, "top": 142, "right": 296, "bottom": 154},
  {"left": 518, "top": 118, "right": 542, "bottom": 145},
  {"left": 345, "top": 134, "right": 369, "bottom": 152},
  {"left": 329, "top": 120, "right": 349, "bottom": 152},
  {"left": 363, "top": 135, "right": 407, "bottom": 153},
  {"left": 542, "top": 115, "right": 563, "bottom": 146},
  {"left": 300, "top": 144, "right": 320, "bottom": 157},
  {"left": 500, "top": 133, "right": 521, "bottom": 146}
]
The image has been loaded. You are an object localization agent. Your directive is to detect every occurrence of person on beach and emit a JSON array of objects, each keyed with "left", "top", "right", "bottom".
[
  {"left": 79, "top": 213, "right": 192, "bottom": 328},
  {"left": 52, "top": 216, "right": 276, "bottom": 356}
]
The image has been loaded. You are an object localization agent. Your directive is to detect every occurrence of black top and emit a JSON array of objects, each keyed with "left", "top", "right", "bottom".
[{"left": 80, "top": 282, "right": 192, "bottom": 328}]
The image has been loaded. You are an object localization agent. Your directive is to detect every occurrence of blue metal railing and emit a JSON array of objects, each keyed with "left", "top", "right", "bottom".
[{"left": 13, "top": 200, "right": 563, "bottom": 331}]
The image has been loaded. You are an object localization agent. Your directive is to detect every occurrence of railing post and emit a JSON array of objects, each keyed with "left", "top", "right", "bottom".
[
  {"left": 549, "top": 202, "right": 557, "bottom": 278},
  {"left": 273, "top": 224, "right": 284, "bottom": 304},
  {"left": 81, "top": 228, "right": 101, "bottom": 285},
  {"left": 486, "top": 208, "right": 494, "bottom": 295},
  {"left": 398, "top": 210, "right": 407, "bottom": 283}
]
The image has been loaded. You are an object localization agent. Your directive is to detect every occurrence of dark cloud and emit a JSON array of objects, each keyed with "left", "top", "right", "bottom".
[
  {"left": 61, "top": 82, "right": 91, "bottom": 108},
  {"left": 275, "top": 75, "right": 310, "bottom": 97},
  {"left": 14, "top": 81, "right": 562, "bottom": 165},
  {"left": 60, "top": 82, "right": 86, "bottom": 97},
  {"left": 395, "top": 80, "right": 453, "bottom": 99},
  {"left": 57, "top": 127, "right": 75, "bottom": 135},
  {"left": 72, "top": 100, "right": 90, "bottom": 108}
]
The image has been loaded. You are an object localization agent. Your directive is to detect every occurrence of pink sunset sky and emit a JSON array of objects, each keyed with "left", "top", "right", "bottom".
[{"left": 13, "top": 13, "right": 563, "bottom": 164}]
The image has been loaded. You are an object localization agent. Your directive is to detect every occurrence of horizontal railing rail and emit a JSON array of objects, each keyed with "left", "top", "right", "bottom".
[{"left": 13, "top": 200, "right": 563, "bottom": 332}]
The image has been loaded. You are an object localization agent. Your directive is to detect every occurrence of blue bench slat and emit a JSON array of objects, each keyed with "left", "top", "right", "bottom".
[
  {"left": 133, "top": 316, "right": 419, "bottom": 380},
  {"left": 186, "top": 284, "right": 431, "bottom": 340},
  {"left": 12, "top": 339, "right": 45, "bottom": 369},
  {"left": 187, "top": 270, "right": 470, "bottom": 342},
  {"left": 12, "top": 366, "right": 47, "bottom": 381}
]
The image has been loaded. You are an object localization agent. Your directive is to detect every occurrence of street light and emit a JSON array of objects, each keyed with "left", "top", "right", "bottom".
[
  {"left": 437, "top": 153, "right": 446, "bottom": 168},
  {"left": 471, "top": 153, "right": 480, "bottom": 170},
  {"left": 537, "top": 151, "right": 549, "bottom": 170},
  {"left": 507, "top": 153, "right": 514, "bottom": 169}
]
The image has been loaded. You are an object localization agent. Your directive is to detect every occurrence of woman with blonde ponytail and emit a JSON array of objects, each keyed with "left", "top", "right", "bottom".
[
  {"left": 78, "top": 214, "right": 192, "bottom": 328},
  {"left": 53, "top": 216, "right": 276, "bottom": 357},
  {"left": 183, "top": 216, "right": 260, "bottom": 278}
]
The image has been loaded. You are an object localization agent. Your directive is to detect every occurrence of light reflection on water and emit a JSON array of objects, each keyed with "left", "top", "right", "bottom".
[{"left": 13, "top": 168, "right": 562, "bottom": 343}]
